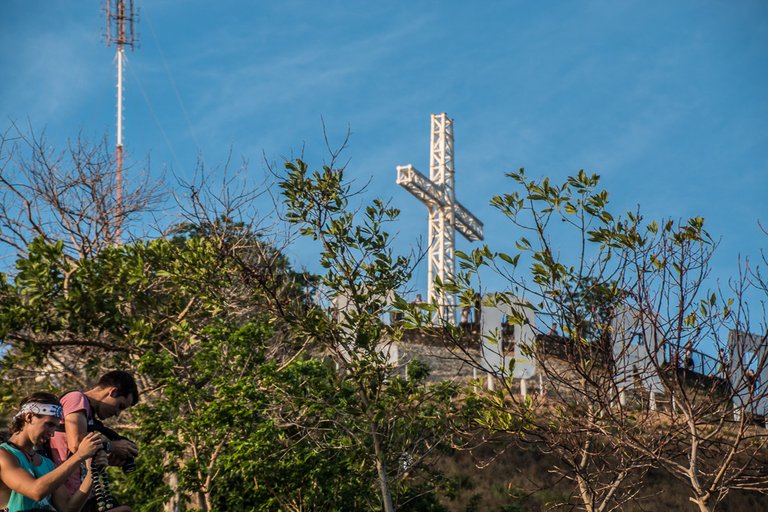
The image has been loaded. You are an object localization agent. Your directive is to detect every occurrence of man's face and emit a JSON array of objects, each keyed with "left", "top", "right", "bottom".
[
  {"left": 28, "top": 414, "right": 60, "bottom": 445},
  {"left": 98, "top": 390, "right": 134, "bottom": 419}
]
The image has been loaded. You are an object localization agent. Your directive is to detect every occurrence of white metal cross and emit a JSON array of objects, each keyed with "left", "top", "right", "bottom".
[{"left": 396, "top": 113, "right": 484, "bottom": 321}]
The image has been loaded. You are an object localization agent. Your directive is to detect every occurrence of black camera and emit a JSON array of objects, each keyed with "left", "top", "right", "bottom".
[{"left": 90, "top": 419, "right": 137, "bottom": 474}]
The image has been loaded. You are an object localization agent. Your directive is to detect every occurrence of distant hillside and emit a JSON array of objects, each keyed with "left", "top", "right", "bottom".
[{"left": 435, "top": 440, "right": 768, "bottom": 511}]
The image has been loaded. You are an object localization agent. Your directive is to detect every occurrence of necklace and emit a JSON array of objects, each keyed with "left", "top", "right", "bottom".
[{"left": 7, "top": 439, "right": 36, "bottom": 462}]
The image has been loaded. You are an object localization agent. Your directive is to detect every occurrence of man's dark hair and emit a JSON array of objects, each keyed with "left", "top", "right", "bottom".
[{"left": 97, "top": 370, "right": 140, "bottom": 406}]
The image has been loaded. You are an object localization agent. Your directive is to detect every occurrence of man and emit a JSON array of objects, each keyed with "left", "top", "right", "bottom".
[
  {"left": 684, "top": 341, "right": 695, "bottom": 371},
  {"left": 49, "top": 370, "right": 140, "bottom": 511}
]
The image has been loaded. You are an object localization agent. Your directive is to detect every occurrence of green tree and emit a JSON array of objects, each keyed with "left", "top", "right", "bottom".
[
  {"left": 0, "top": 199, "right": 461, "bottom": 510},
  {"left": 0, "top": 227, "right": 318, "bottom": 510},
  {"left": 277, "top": 157, "right": 462, "bottom": 511}
]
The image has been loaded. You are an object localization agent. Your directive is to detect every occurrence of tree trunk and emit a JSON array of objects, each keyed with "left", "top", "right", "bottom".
[
  {"left": 690, "top": 497, "right": 711, "bottom": 512},
  {"left": 370, "top": 421, "right": 395, "bottom": 512},
  {"left": 576, "top": 435, "right": 595, "bottom": 512},
  {"left": 576, "top": 473, "right": 594, "bottom": 512},
  {"left": 164, "top": 465, "right": 180, "bottom": 512},
  {"left": 196, "top": 491, "right": 208, "bottom": 511}
]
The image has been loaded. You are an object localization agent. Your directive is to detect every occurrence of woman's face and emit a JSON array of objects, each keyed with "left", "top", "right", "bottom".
[{"left": 24, "top": 413, "right": 60, "bottom": 445}]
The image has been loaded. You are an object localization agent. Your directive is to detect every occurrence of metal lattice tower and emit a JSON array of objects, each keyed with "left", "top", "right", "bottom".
[
  {"left": 105, "top": 0, "right": 137, "bottom": 242},
  {"left": 396, "top": 113, "right": 484, "bottom": 321}
]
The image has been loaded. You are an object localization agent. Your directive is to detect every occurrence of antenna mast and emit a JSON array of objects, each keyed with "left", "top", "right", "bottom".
[{"left": 105, "top": 0, "right": 136, "bottom": 242}]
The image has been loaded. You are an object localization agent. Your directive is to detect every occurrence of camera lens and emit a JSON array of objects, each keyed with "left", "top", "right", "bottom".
[{"left": 122, "top": 460, "right": 137, "bottom": 474}]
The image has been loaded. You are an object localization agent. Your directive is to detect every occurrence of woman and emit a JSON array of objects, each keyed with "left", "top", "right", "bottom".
[{"left": 0, "top": 392, "right": 103, "bottom": 512}]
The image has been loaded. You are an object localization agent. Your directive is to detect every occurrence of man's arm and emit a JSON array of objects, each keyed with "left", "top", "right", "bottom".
[
  {"left": 108, "top": 438, "right": 139, "bottom": 465},
  {"left": 64, "top": 410, "right": 89, "bottom": 456},
  {"left": 51, "top": 457, "right": 93, "bottom": 512},
  {"left": 53, "top": 453, "right": 133, "bottom": 512},
  {"left": 0, "top": 476, "right": 12, "bottom": 509},
  {"left": 0, "top": 435, "right": 102, "bottom": 501}
]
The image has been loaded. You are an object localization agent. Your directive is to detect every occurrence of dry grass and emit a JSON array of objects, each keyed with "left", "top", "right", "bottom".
[{"left": 433, "top": 439, "right": 768, "bottom": 512}]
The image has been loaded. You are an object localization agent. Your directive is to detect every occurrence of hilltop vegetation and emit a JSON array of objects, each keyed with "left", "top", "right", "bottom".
[{"left": 1, "top": 130, "right": 767, "bottom": 511}]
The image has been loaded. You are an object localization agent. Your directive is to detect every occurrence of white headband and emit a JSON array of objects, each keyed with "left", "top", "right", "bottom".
[{"left": 15, "top": 402, "right": 63, "bottom": 419}]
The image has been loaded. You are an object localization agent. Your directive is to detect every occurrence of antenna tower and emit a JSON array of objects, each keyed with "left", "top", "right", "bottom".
[{"left": 105, "top": 0, "right": 137, "bottom": 242}]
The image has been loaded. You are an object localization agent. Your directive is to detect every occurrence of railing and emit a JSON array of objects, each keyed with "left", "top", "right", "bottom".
[
  {"left": 663, "top": 345, "right": 729, "bottom": 380},
  {"left": 391, "top": 308, "right": 734, "bottom": 382}
]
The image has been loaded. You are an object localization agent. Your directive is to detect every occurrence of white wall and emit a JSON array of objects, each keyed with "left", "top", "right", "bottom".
[{"left": 480, "top": 296, "right": 537, "bottom": 379}]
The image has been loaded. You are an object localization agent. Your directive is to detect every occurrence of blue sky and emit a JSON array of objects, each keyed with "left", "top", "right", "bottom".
[{"left": 1, "top": 0, "right": 767, "bottom": 307}]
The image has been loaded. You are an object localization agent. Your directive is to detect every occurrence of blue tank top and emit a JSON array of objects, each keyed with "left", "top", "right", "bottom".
[{"left": 0, "top": 442, "right": 56, "bottom": 511}]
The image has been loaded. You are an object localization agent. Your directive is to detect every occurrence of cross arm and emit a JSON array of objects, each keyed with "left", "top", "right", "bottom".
[
  {"left": 454, "top": 200, "right": 484, "bottom": 242},
  {"left": 396, "top": 165, "right": 443, "bottom": 206},
  {"left": 396, "top": 164, "right": 484, "bottom": 242}
]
